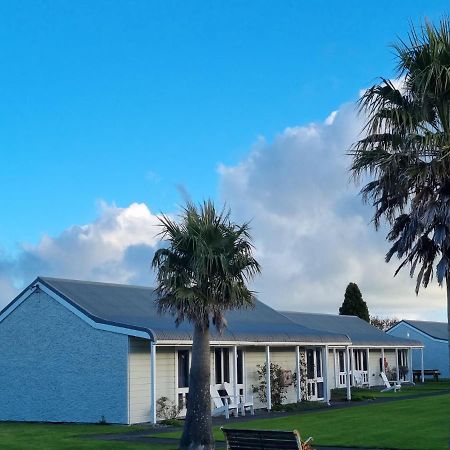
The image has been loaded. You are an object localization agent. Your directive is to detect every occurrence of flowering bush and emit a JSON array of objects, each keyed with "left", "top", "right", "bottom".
[{"left": 252, "top": 362, "right": 295, "bottom": 406}]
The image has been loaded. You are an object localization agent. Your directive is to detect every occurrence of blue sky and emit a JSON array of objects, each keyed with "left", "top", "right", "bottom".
[
  {"left": 1, "top": 1, "right": 446, "bottom": 248},
  {"left": 0, "top": 2, "right": 448, "bottom": 319}
]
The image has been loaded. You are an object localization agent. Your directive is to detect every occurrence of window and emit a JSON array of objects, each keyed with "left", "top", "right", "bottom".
[
  {"left": 398, "top": 349, "right": 407, "bottom": 367},
  {"left": 237, "top": 349, "right": 243, "bottom": 384},
  {"left": 354, "top": 349, "right": 368, "bottom": 371},
  {"left": 223, "top": 348, "right": 230, "bottom": 382},
  {"left": 178, "top": 350, "right": 190, "bottom": 388},
  {"left": 316, "top": 349, "right": 322, "bottom": 377},
  {"left": 215, "top": 348, "right": 222, "bottom": 383},
  {"left": 214, "top": 348, "right": 231, "bottom": 384},
  {"left": 306, "top": 349, "right": 315, "bottom": 379},
  {"left": 338, "top": 351, "right": 345, "bottom": 372},
  {"left": 317, "top": 381, "right": 324, "bottom": 399}
]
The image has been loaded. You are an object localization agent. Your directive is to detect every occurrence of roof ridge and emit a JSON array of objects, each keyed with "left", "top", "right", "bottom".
[
  {"left": 281, "top": 310, "right": 358, "bottom": 318},
  {"left": 404, "top": 319, "right": 447, "bottom": 325},
  {"left": 39, "top": 276, "right": 155, "bottom": 290}
]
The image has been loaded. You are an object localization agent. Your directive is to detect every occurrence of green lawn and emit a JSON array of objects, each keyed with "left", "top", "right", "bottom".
[
  {"left": 1, "top": 392, "right": 448, "bottom": 449},
  {"left": 334, "top": 380, "right": 450, "bottom": 401},
  {"left": 0, "top": 423, "right": 175, "bottom": 450},
  {"left": 158, "top": 394, "right": 450, "bottom": 450}
]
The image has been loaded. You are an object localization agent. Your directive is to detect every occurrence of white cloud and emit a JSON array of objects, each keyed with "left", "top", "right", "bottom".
[
  {"left": 219, "top": 102, "right": 447, "bottom": 321},
  {"left": 0, "top": 92, "right": 447, "bottom": 323},
  {"left": 0, "top": 202, "right": 162, "bottom": 309}
]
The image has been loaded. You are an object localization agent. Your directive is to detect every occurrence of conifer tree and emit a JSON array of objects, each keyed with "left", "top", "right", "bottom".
[{"left": 339, "top": 282, "right": 370, "bottom": 322}]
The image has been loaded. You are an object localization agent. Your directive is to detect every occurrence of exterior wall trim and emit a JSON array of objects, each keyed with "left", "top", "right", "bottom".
[
  {"left": 156, "top": 340, "right": 350, "bottom": 347},
  {"left": 155, "top": 341, "right": 422, "bottom": 348}
]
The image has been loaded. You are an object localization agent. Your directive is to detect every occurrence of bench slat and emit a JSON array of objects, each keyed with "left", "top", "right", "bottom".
[
  {"left": 223, "top": 429, "right": 298, "bottom": 437},
  {"left": 223, "top": 444, "right": 299, "bottom": 448},
  {"left": 226, "top": 437, "right": 299, "bottom": 444},
  {"left": 221, "top": 428, "right": 302, "bottom": 450}
]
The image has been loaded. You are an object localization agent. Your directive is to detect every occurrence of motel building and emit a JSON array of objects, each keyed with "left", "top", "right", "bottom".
[{"left": 0, "top": 277, "right": 423, "bottom": 424}]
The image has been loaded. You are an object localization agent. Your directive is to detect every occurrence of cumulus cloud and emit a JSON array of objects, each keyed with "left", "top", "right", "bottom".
[
  {"left": 0, "top": 94, "right": 447, "bottom": 322},
  {"left": 0, "top": 202, "right": 162, "bottom": 308},
  {"left": 219, "top": 102, "right": 447, "bottom": 321}
]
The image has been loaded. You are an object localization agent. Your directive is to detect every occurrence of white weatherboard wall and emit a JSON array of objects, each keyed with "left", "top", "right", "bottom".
[
  {"left": 0, "top": 290, "right": 128, "bottom": 424},
  {"left": 155, "top": 347, "right": 177, "bottom": 407},
  {"left": 244, "top": 346, "right": 299, "bottom": 408},
  {"left": 128, "top": 337, "right": 151, "bottom": 424},
  {"left": 128, "top": 342, "right": 177, "bottom": 423},
  {"left": 244, "top": 347, "right": 266, "bottom": 408},
  {"left": 270, "top": 347, "right": 297, "bottom": 404}
]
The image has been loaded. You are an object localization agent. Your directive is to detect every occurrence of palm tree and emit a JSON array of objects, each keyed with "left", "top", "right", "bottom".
[
  {"left": 350, "top": 19, "right": 450, "bottom": 376},
  {"left": 152, "top": 200, "right": 260, "bottom": 450}
]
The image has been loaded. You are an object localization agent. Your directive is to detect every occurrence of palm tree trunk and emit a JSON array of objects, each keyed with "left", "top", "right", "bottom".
[
  {"left": 179, "top": 325, "right": 214, "bottom": 450},
  {"left": 447, "top": 274, "right": 450, "bottom": 376},
  {"left": 447, "top": 274, "right": 450, "bottom": 450}
]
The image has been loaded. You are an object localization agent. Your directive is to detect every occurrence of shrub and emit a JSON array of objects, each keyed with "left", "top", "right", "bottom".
[
  {"left": 156, "top": 396, "right": 180, "bottom": 421},
  {"left": 160, "top": 418, "right": 183, "bottom": 427},
  {"left": 252, "top": 362, "right": 295, "bottom": 407}
]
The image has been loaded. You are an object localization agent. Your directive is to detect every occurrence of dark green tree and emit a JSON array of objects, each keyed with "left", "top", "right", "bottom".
[
  {"left": 339, "top": 282, "right": 370, "bottom": 322},
  {"left": 152, "top": 200, "right": 260, "bottom": 450},
  {"left": 350, "top": 19, "right": 450, "bottom": 378}
]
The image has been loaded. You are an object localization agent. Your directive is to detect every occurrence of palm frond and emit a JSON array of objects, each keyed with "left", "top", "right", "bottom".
[
  {"left": 351, "top": 17, "right": 450, "bottom": 293},
  {"left": 152, "top": 200, "right": 260, "bottom": 331}
]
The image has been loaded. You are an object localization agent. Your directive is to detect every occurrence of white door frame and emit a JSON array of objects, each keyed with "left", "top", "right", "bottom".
[
  {"left": 306, "top": 347, "right": 324, "bottom": 401},
  {"left": 336, "top": 349, "right": 347, "bottom": 388}
]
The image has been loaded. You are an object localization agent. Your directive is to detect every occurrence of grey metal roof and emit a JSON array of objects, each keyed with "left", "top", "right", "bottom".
[
  {"left": 401, "top": 320, "right": 448, "bottom": 341},
  {"left": 281, "top": 311, "right": 422, "bottom": 347},
  {"left": 35, "top": 277, "right": 350, "bottom": 344}
]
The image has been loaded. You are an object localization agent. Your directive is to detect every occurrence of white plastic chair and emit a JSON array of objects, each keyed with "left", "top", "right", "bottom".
[
  {"left": 210, "top": 385, "right": 239, "bottom": 419},
  {"left": 380, "top": 372, "right": 401, "bottom": 392},
  {"left": 353, "top": 371, "right": 364, "bottom": 388},
  {"left": 223, "top": 382, "right": 254, "bottom": 416}
]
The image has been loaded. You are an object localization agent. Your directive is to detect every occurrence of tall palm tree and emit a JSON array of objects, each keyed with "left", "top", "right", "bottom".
[
  {"left": 350, "top": 19, "right": 450, "bottom": 376},
  {"left": 152, "top": 200, "right": 260, "bottom": 450}
]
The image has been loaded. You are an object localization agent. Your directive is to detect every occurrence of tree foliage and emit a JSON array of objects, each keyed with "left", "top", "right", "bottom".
[
  {"left": 370, "top": 315, "right": 399, "bottom": 331},
  {"left": 350, "top": 19, "right": 450, "bottom": 293},
  {"left": 339, "top": 282, "right": 370, "bottom": 322},
  {"left": 152, "top": 200, "right": 261, "bottom": 331},
  {"left": 350, "top": 18, "right": 450, "bottom": 381}
]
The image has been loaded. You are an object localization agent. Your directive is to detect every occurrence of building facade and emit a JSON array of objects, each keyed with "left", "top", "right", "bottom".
[{"left": 0, "top": 277, "right": 422, "bottom": 424}]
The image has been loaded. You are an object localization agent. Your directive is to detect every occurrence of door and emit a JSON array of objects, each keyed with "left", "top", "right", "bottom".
[
  {"left": 176, "top": 349, "right": 190, "bottom": 416},
  {"left": 353, "top": 349, "right": 368, "bottom": 384},
  {"left": 336, "top": 350, "right": 347, "bottom": 387},
  {"left": 397, "top": 349, "right": 408, "bottom": 381},
  {"left": 306, "top": 348, "right": 324, "bottom": 400}
]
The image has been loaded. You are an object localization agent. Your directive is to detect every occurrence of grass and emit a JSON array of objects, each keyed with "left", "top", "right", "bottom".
[
  {"left": 158, "top": 394, "right": 450, "bottom": 450},
  {"left": 332, "top": 380, "right": 450, "bottom": 401},
  {"left": 1, "top": 384, "right": 448, "bottom": 449},
  {"left": 0, "top": 423, "right": 176, "bottom": 450}
]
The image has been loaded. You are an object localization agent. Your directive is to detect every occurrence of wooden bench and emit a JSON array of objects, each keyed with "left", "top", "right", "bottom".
[
  {"left": 413, "top": 369, "right": 441, "bottom": 382},
  {"left": 221, "top": 427, "right": 313, "bottom": 450}
]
